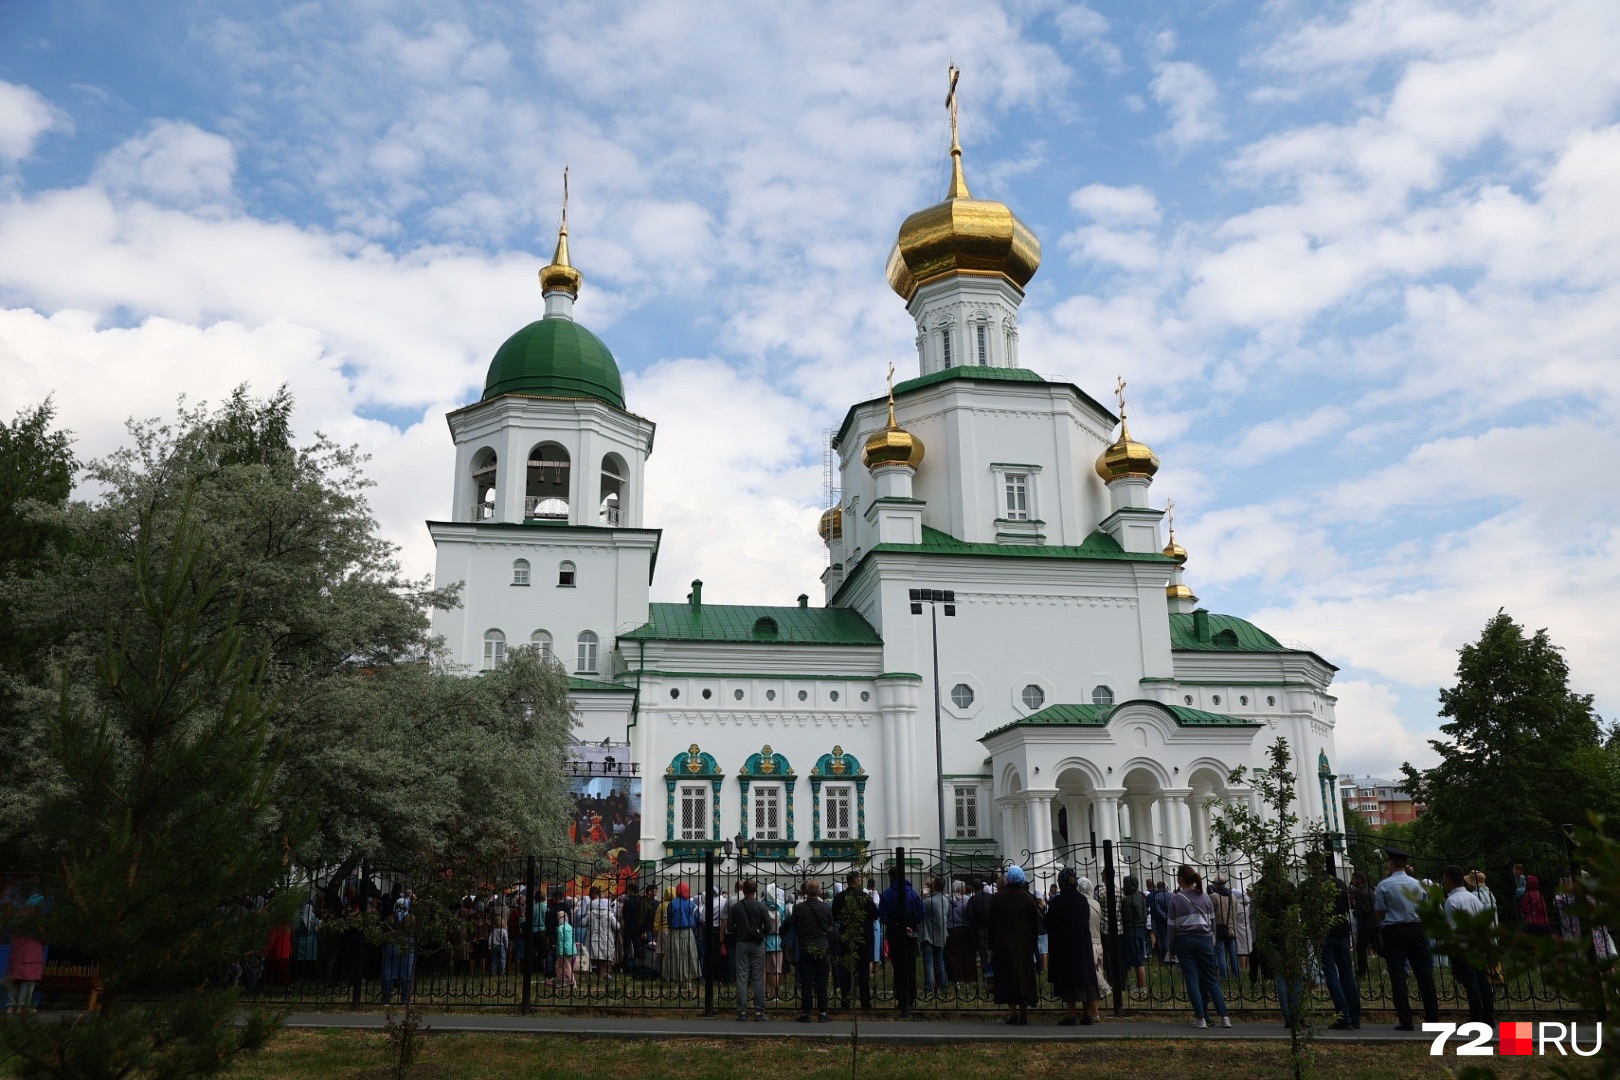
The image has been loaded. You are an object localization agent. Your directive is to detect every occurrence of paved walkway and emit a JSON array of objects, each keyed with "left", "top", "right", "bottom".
[{"left": 285, "top": 1011, "right": 1447, "bottom": 1044}]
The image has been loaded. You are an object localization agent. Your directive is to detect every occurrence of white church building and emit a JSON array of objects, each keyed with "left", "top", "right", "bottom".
[{"left": 428, "top": 125, "right": 1344, "bottom": 868}]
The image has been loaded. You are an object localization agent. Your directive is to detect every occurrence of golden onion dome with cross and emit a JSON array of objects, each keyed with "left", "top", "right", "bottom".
[
  {"left": 1095, "top": 376, "right": 1160, "bottom": 482},
  {"left": 817, "top": 506, "right": 843, "bottom": 542},
  {"left": 862, "top": 364, "right": 925, "bottom": 470},
  {"left": 886, "top": 66, "right": 1041, "bottom": 303}
]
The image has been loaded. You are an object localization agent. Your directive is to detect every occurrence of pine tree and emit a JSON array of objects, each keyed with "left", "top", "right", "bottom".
[{"left": 0, "top": 503, "right": 293, "bottom": 1077}]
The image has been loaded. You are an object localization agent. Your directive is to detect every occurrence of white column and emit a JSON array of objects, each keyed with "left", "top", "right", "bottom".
[
  {"left": 879, "top": 707, "right": 901, "bottom": 846},
  {"left": 1093, "top": 788, "right": 1125, "bottom": 850},
  {"left": 1162, "top": 789, "right": 1194, "bottom": 853},
  {"left": 1026, "top": 791, "right": 1056, "bottom": 856}
]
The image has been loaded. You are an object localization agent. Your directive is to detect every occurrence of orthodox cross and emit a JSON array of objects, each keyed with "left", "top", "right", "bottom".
[
  {"left": 946, "top": 64, "right": 962, "bottom": 151},
  {"left": 560, "top": 165, "right": 569, "bottom": 228},
  {"left": 1165, "top": 498, "right": 1177, "bottom": 534},
  {"left": 886, "top": 361, "right": 898, "bottom": 426},
  {"left": 1114, "top": 375, "right": 1128, "bottom": 416}
]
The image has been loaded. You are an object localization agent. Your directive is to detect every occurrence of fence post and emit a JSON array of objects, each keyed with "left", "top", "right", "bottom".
[
  {"left": 703, "top": 849, "right": 716, "bottom": 1017},
  {"left": 1104, "top": 839, "right": 1123, "bottom": 1017},
  {"left": 350, "top": 857, "right": 368, "bottom": 1010},
  {"left": 522, "top": 855, "right": 536, "bottom": 1015}
]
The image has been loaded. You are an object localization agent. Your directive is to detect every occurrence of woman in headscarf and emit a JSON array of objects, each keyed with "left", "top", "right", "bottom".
[
  {"left": 988, "top": 866, "right": 1043, "bottom": 1024},
  {"left": 663, "top": 881, "right": 700, "bottom": 990},
  {"left": 1078, "top": 877, "right": 1112, "bottom": 1001},
  {"left": 1520, "top": 875, "right": 1550, "bottom": 936},
  {"left": 1045, "top": 868, "right": 1101, "bottom": 1025}
]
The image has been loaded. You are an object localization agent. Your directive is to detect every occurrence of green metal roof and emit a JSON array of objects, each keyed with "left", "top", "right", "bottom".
[
  {"left": 483, "top": 316, "right": 625, "bottom": 408},
  {"left": 621, "top": 603, "right": 882, "bottom": 645},
  {"left": 893, "top": 364, "right": 1044, "bottom": 395},
  {"left": 1168, "top": 611, "right": 1286, "bottom": 652},
  {"left": 980, "top": 698, "right": 1261, "bottom": 740},
  {"left": 567, "top": 675, "right": 632, "bottom": 693},
  {"left": 872, "top": 525, "right": 1178, "bottom": 563},
  {"left": 833, "top": 366, "right": 1113, "bottom": 446}
]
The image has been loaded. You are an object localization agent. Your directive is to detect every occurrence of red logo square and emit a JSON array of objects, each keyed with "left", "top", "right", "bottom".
[{"left": 1499, "top": 1021, "right": 1533, "bottom": 1056}]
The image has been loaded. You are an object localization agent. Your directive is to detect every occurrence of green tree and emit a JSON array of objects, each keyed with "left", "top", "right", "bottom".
[
  {"left": 0, "top": 504, "right": 291, "bottom": 1078},
  {"left": 1401, "top": 611, "right": 1614, "bottom": 856},
  {"left": 1, "top": 388, "right": 577, "bottom": 894},
  {"left": 1214, "top": 737, "right": 1337, "bottom": 1080}
]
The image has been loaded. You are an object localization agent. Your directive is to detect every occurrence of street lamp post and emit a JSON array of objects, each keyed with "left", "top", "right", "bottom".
[{"left": 909, "top": 588, "right": 956, "bottom": 861}]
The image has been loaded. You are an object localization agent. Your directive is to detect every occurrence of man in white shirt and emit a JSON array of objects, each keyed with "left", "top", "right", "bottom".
[
  {"left": 1374, "top": 846, "right": 1439, "bottom": 1031},
  {"left": 1441, "top": 865, "right": 1495, "bottom": 1025}
]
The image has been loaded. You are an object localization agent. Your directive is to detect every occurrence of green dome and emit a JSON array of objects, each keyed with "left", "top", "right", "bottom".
[{"left": 482, "top": 317, "right": 625, "bottom": 409}]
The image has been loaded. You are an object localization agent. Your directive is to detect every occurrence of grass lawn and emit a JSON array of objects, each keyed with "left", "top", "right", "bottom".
[{"left": 227, "top": 1028, "right": 1566, "bottom": 1079}]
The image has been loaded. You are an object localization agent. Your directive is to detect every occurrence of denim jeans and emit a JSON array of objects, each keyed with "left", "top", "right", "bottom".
[
  {"left": 1275, "top": 976, "right": 1305, "bottom": 1026},
  {"left": 1320, "top": 936, "right": 1359, "bottom": 1025},
  {"left": 1215, "top": 935, "right": 1239, "bottom": 976},
  {"left": 921, "top": 941, "right": 947, "bottom": 993},
  {"left": 1175, "top": 935, "right": 1227, "bottom": 1021}
]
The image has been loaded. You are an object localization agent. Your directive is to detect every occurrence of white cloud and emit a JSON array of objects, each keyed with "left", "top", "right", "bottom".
[
  {"left": 92, "top": 122, "right": 237, "bottom": 207},
  {"left": 1069, "top": 183, "right": 1160, "bottom": 225},
  {"left": 1330, "top": 680, "right": 1435, "bottom": 777},
  {"left": 1151, "top": 60, "right": 1225, "bottom": 153},
  {"left": 0, "top": 81, "right": 62, "bottom": 165}
]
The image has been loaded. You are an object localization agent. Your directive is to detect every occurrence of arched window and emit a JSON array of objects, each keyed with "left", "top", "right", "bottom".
[
  {"left": 525, "top": 442, "right": 570, "bottom": 521},
  {"left": 940, "top": 327, "right": 954, "bottom": 367},
  {"left": 482, "top": 629, "right": 506, "bottom": 671},
  {"left": 751, "top": 617, "right": 779, "bottom": 640},
  {"left": 1091, "top": 684, "right": 1115, "bottom": 706},
  {"left": 512, "top": 559, "right": 530, "bottom": 586},
  {"left": 975, "top": 320, "right": 989, "bottom": 366},
  {"left": 530, "top": 629, "right": 552, "bottom": 661},
  {"left": 600, "top": 453, "right": 627, "bottom": 526},
  {"left": 576, "top": 630, "right": 599, "bottom": 673},
  {"left": 558, "top": 560, "right": 576, "bottom": 587},
  {"left": 470, "top": 447, "right": 498, "bottom": 521}
]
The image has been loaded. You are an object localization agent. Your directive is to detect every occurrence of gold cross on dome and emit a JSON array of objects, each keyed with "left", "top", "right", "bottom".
[
  {"left": 1165, "top": 498, "right": 1177, "bottom": 533},
  {"left": 885, "top": 361, "right": 898, "bottom": 427},
  {"left": 1114, "top": 375, "right": 1128, "bottom": 416},
  {"left": 946, "top": 64, "right": 961, "bottom": 151},
  {"left": 560, "top": 166, "right": 569, "bottom": 227}
]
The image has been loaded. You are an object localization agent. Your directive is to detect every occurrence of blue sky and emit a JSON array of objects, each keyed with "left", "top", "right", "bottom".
[{"left": 2, "top": 0, "right": 1618, "bottom": 779}]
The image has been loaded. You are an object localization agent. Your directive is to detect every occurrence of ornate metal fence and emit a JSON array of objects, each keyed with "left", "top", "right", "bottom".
[{"left": 231, "top": 831, "right": 1599, "bottom": 1018}]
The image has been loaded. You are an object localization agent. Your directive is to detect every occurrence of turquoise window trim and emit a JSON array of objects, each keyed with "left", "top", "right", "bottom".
[
  {"left": 664, "top": 744, "right": 724, "bottom": 845},
  {"left": 738, "top": 746, "right": 797, "bottom": 844},
  {"left": 809, "top": 747, "right": 867, "bottom": 845}
]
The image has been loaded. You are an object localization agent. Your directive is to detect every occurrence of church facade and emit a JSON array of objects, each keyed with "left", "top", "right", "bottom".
[{"left": 427, "top": 131, "right": 1344, "bottom": 869}]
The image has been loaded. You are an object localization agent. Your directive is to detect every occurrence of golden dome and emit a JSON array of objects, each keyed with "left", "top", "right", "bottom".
[
  {"left": 862, "top": 396, "right": 924, "bottom": 471},
  {"left": 1166, "top": 582, "right": 1197, "bottom": 601},
  {"left": 1095, "top": 378, "right": 1159, "bottom": 481},
  {"left": 886, "top": 148, "right": 1041, "bottom": 303},
  {"left": 539, "top": 222, "right": 582, "bottom": 297},
  {"left": 1163, "top": 534, "right": 1187, "bottom": 564},
  {"left": 817, "top": 507, "right": 842, "bottom": 543}
]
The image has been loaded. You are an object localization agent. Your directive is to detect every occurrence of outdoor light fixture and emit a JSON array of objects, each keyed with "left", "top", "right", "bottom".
[{"left": 911, "top": 587, "right": 958, "bottom": 855}]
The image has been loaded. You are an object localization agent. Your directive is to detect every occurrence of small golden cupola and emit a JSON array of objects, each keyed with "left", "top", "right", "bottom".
[
  {"left": 862, "top": 364, "right": 925, "bottom": 470},
  {"left": 1163, "top": 500, "right": 1198, "bottom": 609},
  {"left": 539, "top": 167, "right": 583, "bottom": 304},
  {"left": 1095, "top": 376, "right": 1161, "bottom": 482},
  {"left": 885, "top": 66, "right": 1041, "bottom": 304},
  {"left": 817, "top": 506, "right": 843, "bottom": 543}
]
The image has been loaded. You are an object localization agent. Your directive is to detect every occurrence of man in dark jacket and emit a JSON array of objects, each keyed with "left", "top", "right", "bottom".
[
  {"left": 1320, "top": 865, "right": 1360, "bottom": 1029},
  {"left": 831, "top": 872, "right": 877, "bottom": 1010},
  {"left": 879, "top": 867, "right": 925, "bottom": 1017},
  {"left": 790, "top": 880, "right": 834, "bottom": 1021},
  {"left": 1147, "top": 880, "right": 1171, "bottom": 961}
]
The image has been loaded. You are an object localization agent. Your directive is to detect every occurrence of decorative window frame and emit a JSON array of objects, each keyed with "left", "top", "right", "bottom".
[
  {"left": 738, "top": 745, "right": 797, "bottom": 859},
  {"left": 949, "top": 780, "right": 990, "bottom": 843},
  {"left": 664, "top": 744, "right": 725, "bottom": 859},
  {"left": 809, "top": 746, "right": 867, "bottom": 858}
]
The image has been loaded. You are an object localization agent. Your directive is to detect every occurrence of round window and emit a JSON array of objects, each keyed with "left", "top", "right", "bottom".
[
  {"left": 1240, "top": 695, "right": 1249, "bottom": 706},
  {"left": 702, "top": 688, "right": 712, "bottom": 700},
  {"left": 766, "top": 689, "right": 776, "bottom": 701},
  {"left": 1183, "top": 694, "right": 1193, "bottom": 705},
  {"left": 734, "top": 688, "right": 745, "bottom": 701},
  {"left": 950, "top": 683, "right": 974, "bottom": 709},
  {"left": 1091, "top": 685, "right": 1114, "bottom": 706},
  {"left": 1266, "top": 695, "right": 1276, "bottom": 707},
  {"left": 1021, "top": 684, "right": 1044, "bottom": 710},
  {"left": 1212, "top": 694, "right": 1222, "bottom": 706},
  {"left": 859, "top": 691, "right": 870, "bottom": 702},
  {"left": 797, "top": 689, "right": 808, "bottom": 702},
  {"left": 670, "top": 688, "right": 680, "bottom": 700},
  {"left": 829, "top": 690, "right": 840, "bottom": 702}
]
